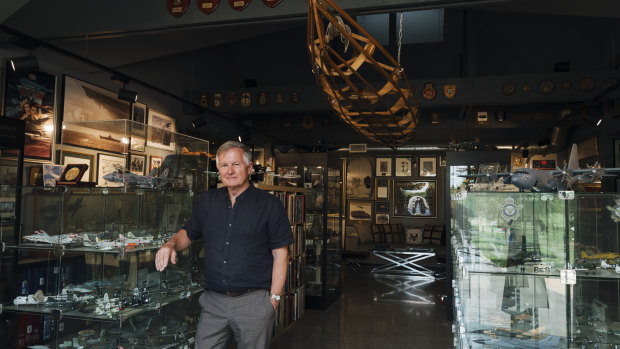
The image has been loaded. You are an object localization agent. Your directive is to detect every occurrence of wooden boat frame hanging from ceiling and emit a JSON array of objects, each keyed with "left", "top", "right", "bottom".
[{"left": 307, "top": 0, "right": 419, "bottom": 147}]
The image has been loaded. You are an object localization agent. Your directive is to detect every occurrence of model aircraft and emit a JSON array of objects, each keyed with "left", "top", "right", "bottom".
[
  {"left": 82, "top": 233, "right": 153, "bottom": 250},
  {"left": 461, "top": 144, "right": 620, "bottom": 192},
  {"left": 474, "top": 334, "right": 561, "bottom": 348},
  {"left": 23, "top": 230, "right": 80, "bottom": 245},
  {"left": 103, "top": 167, "right": 171, "bottom": 188}
]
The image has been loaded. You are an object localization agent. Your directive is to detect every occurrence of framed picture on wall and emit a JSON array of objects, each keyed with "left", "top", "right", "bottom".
[
  {"left": 395, "top": 157, "right": 412, "bottom": 177},
  {"left": 346, "top": 157, "right": 373, "bottom": 199},
  {"left": 375, "top": 213, "right": 389, "bottom": 224},
  {"left": 97, "top": 153, "right": 125, "bottom": 187},
  {"left": 3, "top": 67, "right": 56, "bottom": 160},
  {"left": 375, "top": 201, "right": 389, "bottom": 213},
  {"left": 393, "top": 180, "right": 437, "bottom": 218},
  {"left": 375, "top": 179, "right": 389, "bottom": 199},
  {"left": 150, "top": 155, "right": 163, "bottom": 173},
  {"left": 348, "top": 201, "right": 372, "bottom": 221},
  {"left": 61, "top": 76, "right": 131, "bottom": 153},
  {"left": 419, "top": 156, "right": 437, "bottom": 177},
  {"left": 61, "top": 151, "right": 94, "bottom": 182},
  {"left": 147, "top": 109, "right": 176, "bottom": 151},
  {"left": 375, "top": 157, "right": 391, "bottom": 177},
  {"left": 130, "top": 102, "right": 147, "bottom": 151},
  {"left": 129, "top": 153, "right": 146, "bottom": 176}
]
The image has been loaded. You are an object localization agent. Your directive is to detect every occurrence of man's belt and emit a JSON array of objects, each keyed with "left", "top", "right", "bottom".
[{"left": 208, "top": 288, "right": 260, "bottom": 297}]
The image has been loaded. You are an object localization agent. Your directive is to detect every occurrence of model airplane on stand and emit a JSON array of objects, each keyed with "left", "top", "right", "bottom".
[
  {"left": 103, "top": 167, "right": 172, "bottom": 188},
  {"left": 461, "top": 144, "right": 620, "bottom": 192}
]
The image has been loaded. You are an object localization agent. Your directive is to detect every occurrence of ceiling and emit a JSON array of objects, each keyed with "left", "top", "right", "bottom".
[{"left": 2, "top": 0, "right": 620, "bottom": 151}]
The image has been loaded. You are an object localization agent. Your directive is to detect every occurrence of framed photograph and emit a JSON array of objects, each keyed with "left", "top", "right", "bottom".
[
  {"left": 393, "top": 180, "right": 437, "bottom": 218},
  {"left": 130, "top": 102, "right": 147, "bottom": 151},
  {"left": 147, "top": 109, "right": 176, "bottom": 151},
  {"left": 61, "top": 76, "right": 131, "bottom": 153},
  {"left": 129, "top": 153, "right": 146, "bottom": 175},
  {"left": 97, "top": 153, "right": 125, "bottom": 187},
  {"left": 375, "top": 178, "right": 389, "bottom": 199},
  {"left": 375, "top": 201, "right": 389, "bottom": 213},
  {"left": 0, "top": 165, "right": 18, "bottom": 186},
  {"left": 395, "top": 157, "right": 412, "bottom": 177},
  {"left": 57, "top": 164, "right": 89, "bottom": 185},
  {"left": 375, "top": 213, "right": 389, "bottom": 224},
  {"left": 348, "top": 201, "right": 372, "bottom": 221},
  {"left": 3, "top": 66, "right": 56, "bottom": 160},
  {"left": 375, "top": 157, "right": 391, "bottom": 177},
  {"left": 346, "top": 157, "right": 372, "bottom": 199},
  {"left": 150, "top": 155, "right": 163, "bottom": 172},
  {"left": 419, "top": 156, "right": 437, "bottom": 177},
  {"left": 61, "top": 151, "right": 94, "bottom": 182}
]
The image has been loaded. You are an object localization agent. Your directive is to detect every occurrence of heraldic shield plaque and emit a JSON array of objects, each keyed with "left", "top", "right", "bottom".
[{"left": 198, "top": 0, "right": 220, "bottom": 14}]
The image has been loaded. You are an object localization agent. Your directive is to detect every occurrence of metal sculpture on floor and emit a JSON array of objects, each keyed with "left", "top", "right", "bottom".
[{"left": 307, "top": 0, "right": 419, "bottom": 147}]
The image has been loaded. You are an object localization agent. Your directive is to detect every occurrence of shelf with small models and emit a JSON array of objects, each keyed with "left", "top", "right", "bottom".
[
  {"left": 255, "top": 183, "right": 307, "bottom": 193},
  {"left": 3, "top": 282, "right": 204, "bottom": 323}
]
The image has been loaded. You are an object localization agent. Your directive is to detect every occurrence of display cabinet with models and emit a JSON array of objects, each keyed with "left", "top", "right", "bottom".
[
  {"left": 275, "top": 152, "right": 343, "bottom": 310},
  {"left": 0, "top": 119, "right": 209, "bottom": 348},
  {"left": 451, "top": 191, "right": 620, "bottom": 348}
]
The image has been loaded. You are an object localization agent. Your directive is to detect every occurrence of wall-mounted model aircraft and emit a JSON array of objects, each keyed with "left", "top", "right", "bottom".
[
  {"left": 460, "top": 144, "right": 620, "bottom": 192},
  {"left": 103, "top": 167, "right": 171, "bottom": 188}
]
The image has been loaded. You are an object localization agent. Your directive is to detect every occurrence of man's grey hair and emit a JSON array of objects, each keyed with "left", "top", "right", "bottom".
[{"left": 216, "top": 141, "right": 252, "bottom": 167}]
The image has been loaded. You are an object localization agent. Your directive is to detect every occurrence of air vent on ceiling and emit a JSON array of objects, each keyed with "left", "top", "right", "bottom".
[{"left": 349, "top": 144, "right": 367, "bottom": 153}]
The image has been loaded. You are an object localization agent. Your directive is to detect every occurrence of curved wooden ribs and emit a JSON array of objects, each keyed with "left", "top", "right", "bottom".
[{"left": 307, "top": 0, "right": 419, "bottom": 147}]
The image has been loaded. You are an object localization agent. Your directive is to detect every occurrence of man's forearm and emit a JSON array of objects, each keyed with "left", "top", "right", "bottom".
[
  {"left": 163, "top": 229, "right": 193, "bottom": 251},
  {"left": 270, "top": 246, "right": 289, "bottom": 295}
]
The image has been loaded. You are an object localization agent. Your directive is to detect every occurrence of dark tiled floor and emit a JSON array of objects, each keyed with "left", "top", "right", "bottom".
[{"left": 270, "top": 262, "right": 453, "bottom": 349}]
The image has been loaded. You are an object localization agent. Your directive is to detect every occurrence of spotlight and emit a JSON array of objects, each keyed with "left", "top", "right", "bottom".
[
  {"left": 118, "top": 88, "right": 138, "bottom": 103},
  {"left": 192, "top": 117, "right": 207, "bottom": 128},
  {"left": 10, "top": 56, "right": 39, "bottom": 73}
]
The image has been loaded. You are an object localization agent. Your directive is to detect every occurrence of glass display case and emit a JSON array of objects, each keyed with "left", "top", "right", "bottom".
[
  {"left": 275, "top": 152, "right": 343, "bottom": 310},
  {"left": 0, "top": 118, "right": 25, "bottom": 244},
  {"left": 0, "top": 119, "right": 208, "bottom": 348},
  {"left": 451, "top": 191, "right": 620, "bottom": 348}
]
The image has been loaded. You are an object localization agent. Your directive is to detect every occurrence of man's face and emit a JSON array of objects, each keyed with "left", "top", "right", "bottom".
[{"left": 217, "top": 147, "right": 252, "bottom": 188}]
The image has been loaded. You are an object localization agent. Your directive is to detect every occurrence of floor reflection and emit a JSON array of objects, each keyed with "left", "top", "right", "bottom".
[{"left": 270, "top": 262, "right": 452, "bottom": 349}]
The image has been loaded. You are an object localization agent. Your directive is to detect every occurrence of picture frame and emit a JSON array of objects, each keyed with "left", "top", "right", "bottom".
[
  {"left": 61, "top": 150, "right": 94, "bottom": 182},
  {"left": 346, "top": 157, "right": 373, "bottom": 199},
  {"left": 130, "top": 102, "right": 147, "bottom": 152},
  {"left": 395, "top": 157, "right": 412, "bottom": 177},
  {"left": 375, "top": 178, "right": 389, "bottom": 199},
  {"left": 3, "top": 66, "right": 56, "bottom": 160},
  {"left": 348, "top": 200, "right": 372, "bottom": 221},
  {"left": 97, "top": 153, "right": 125, "bottom": 187},
  {"left": 147, "top": 109, "right": 176, "bottom": 151},
  {"left": 375, "top": 213, "right": 390, "bottom": 224},
  {"left": 129, "top": 153, "right": 146, "bottom": 176},
  {"left": 375, "top": 201, "right": 389, "bottom": 213},
  {"left": 375, "top": 157, "right": 392, "bottom": 177},
  {"left": 150, "top": 155, "right": 163, "bottom": 173},
  {"left": 393, "top": 180, "right": 437, "bottom": 218},
  {"left": 419, "top": 156, "right": 437, "bottom": 177},
  {"left": 60, "top": 76, "right": 131, "bottom": 153}
]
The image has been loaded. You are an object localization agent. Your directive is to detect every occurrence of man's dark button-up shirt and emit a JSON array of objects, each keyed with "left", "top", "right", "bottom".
[{"left": 183, "top": 184, "right": 294, "bottom": 292}]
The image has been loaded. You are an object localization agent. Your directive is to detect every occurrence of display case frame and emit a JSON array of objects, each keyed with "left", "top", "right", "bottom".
[{"left": 275, "top": 152, "right": 343, "bottom": 310}]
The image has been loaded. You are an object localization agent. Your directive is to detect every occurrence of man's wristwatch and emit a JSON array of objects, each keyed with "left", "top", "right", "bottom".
[{"left": 270, "top": 293, "right": 281, "bottom": 301}]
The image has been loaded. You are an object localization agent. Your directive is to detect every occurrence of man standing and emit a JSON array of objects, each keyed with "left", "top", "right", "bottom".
[{"left": 155, "top": 141, "right": 293, "bottom": 348}]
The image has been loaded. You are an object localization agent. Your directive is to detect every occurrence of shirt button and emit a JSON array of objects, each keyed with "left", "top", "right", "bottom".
[
  {"left": 226, "top": 242, "right": 229, "bottom": 245},
  {"left": 224, "top": 260, "right": 227, "bottom": 264},
  {"left": 229, "top": 223, "right": 232, "bottom": 227}
]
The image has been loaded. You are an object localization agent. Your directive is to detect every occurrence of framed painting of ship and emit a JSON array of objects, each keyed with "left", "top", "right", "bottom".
[{"left": 60, "top": 76, "right": 131, "bottom": 153}]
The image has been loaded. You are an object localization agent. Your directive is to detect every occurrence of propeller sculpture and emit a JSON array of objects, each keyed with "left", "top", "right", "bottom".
[{"left": 307, "top": 0, "right": 419, "bottom": 147}]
